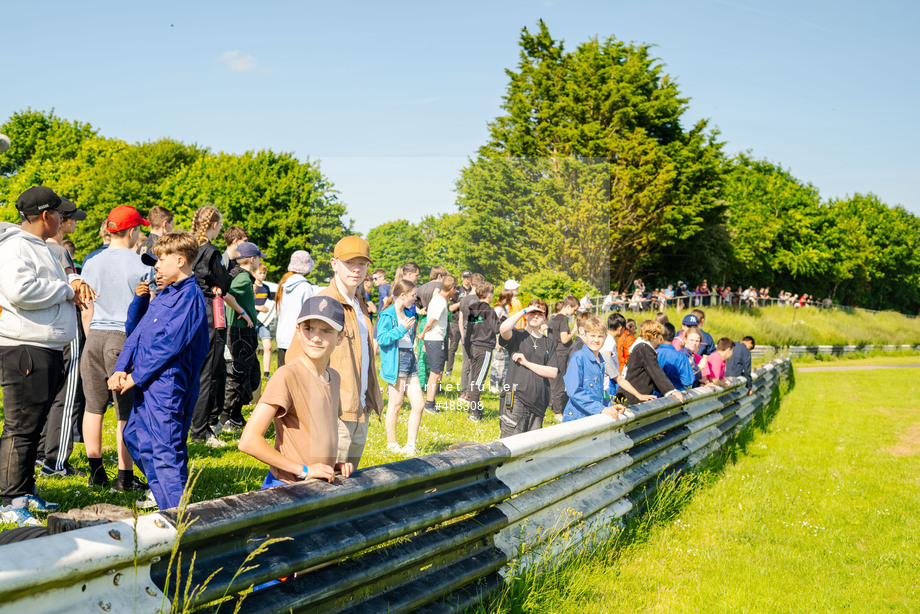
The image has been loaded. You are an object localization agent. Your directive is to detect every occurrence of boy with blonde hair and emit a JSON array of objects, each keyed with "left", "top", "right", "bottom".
[{"left": 563, "top": 316, "right": 627, "bottom": 422}]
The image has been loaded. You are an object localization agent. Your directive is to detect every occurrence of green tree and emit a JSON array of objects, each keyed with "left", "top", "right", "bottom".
[
  {"left": 366, "top": 219, "right": 428, "bottom": 279},
  {"left": 722, "top": 153, "right": 831, "bottom": 290},
  {"left": 160, "top": 151, "right": 352, "bottom": 281},
  {"left": 461, "top": 21, "right": 726, "bottom": 290},
  {"left": 418, "top": 212, "right": 468, "bottom": 276},
  {"left": 823, "top": 194, "right": 920, "bottom": 312}
]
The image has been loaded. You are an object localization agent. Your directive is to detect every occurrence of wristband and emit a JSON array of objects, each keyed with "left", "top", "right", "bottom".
[{"left": 297, "top": 465, "right": 309, "bottom": 480}]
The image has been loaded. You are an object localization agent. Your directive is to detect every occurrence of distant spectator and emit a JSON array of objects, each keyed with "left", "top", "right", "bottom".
[
  {"left": 602, "top": 291, "right": 616, "bottom": 313},
  {"left": 221, "top": 225, "right": 248, "bottom": 269},
  {"left": 619, "top": 320, "right": 684, "bottom": 406},
  {"left": 700, "top": 337, "right": 735, "bottom": 387},
  {"left": 657, "top": 322, "right": 694, "bottom": 391},
  {"left": 725, "top": 335, "right": 755, "bottom": 394},
  {"left": 371, "top": 269, "right": 391, "bottom": 313},
  {"left": 135, "top": 206, "right": 174, "bottom": 255},
  {"left": 275, "top": 251, "right": 315, "bottom": 367}
]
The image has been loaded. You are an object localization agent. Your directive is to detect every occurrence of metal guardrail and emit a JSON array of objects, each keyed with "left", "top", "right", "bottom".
[
  {"left": 751, "top": 343, "right": 920, "bottom": 359},
  {"left": 0, "top": 359, "right": 791, "bottom": 613}
]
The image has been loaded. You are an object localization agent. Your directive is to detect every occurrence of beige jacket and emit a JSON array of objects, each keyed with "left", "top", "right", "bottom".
[{"left": 285, "top": 281, "right": 383, "bottom": 422}]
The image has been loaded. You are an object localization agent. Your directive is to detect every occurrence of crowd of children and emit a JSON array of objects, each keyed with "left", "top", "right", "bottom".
[{"left": 0, "top": 186, "right": 756, "bottom": 529}]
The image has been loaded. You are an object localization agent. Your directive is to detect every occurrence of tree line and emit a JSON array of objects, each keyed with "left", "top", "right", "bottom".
[
  {"left": 0, "top": 110, "right": 353, "bottom": 281},
  {"left": 3, "top": 20, "right": 918, "bottom": 313},
  {"left": 369, "top": 21, "right": 920, "bottom": 314}
]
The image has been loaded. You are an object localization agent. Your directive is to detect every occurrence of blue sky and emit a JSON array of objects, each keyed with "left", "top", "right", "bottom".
[{"left": 2, "top": 0, "right": 917, "bottom": 234}]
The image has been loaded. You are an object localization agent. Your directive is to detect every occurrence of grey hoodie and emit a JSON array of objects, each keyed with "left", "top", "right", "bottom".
[{"left": 0, "top": 222, "right": 77, "bottom": 349}]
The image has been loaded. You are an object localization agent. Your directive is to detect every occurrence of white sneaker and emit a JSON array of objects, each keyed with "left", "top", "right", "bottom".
[
  {"left": 136, "top": 490, "right": 158, "bottom": 510},
  {"left": 401, "top": 444, "right": 418, "bottom": 457},
  {"left": 205, "top": 435, "right": 227, "bottom": 448},
  {"left": 386, "top": 443, "right": 402, "bottom": 454}
]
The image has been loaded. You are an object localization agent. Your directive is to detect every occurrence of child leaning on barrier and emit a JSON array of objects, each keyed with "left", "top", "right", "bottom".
[
  {"left": 238, "top": 296, "right": 354, "bottom": 487},
  {"left": 562, "top": 315, "right": 628, "bottom": 422}
]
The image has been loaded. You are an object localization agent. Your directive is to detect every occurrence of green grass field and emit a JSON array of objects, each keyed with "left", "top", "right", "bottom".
[
  {"left": 621, "top": 304, "right": 920, "bottom": 347},
  {"left": 482, "top": 356, "right": 920, "bottom": 613}
]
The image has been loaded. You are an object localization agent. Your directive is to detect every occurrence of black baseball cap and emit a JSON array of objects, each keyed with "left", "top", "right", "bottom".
[
  {"left": 297, "top": 296, "right": 345, "bottom": 331},
  {"left": 461, "top": 270, "right": 472, "bottom": 278},
  {"left": 61, "top": 198, "right": 87, "bottom": 221},
  {"left": 16, "top": 186, "right": 77, "bottom": 217}
]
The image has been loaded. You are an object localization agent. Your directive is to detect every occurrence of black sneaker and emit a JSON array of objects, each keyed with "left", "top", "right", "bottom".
[
  {"left": 111, "top": 474, "right": 148, "bottom": 493},
  {"left": 468, "top": 409, "right": 483, "bottom": 423},
  {"left": 40, "top": 461, "right": 86, "bottom": 478},
  {"left": 87, "top": 470, "right": 110, "bottom": 489},
  {"left": 424, "top": 403, "right": 441, "bottom": 415}
]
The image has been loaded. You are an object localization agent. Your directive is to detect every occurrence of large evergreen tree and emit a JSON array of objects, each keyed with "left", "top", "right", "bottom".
[{"left": 459, "top": 21, "right": 726, "bottom": 289}]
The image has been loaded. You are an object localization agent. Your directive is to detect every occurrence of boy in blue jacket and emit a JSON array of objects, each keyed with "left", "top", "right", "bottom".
[
  {"left": 108, "top": 233, "right": 209, "bottom": 510},
  {"left": 563, "top": 315, "right": 627, "bottom": 422}
]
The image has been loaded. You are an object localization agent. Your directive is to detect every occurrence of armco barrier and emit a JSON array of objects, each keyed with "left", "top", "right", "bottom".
[
  {"left": 751, "top": 343, "right": 920, "bottom": 359},
  {"left": 0, "top": 359, "right": 790, "bottom": 613}
]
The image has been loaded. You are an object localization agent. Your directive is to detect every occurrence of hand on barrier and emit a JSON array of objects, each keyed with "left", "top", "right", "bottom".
[
  {"left": 305, "top": 462, "right": 353, "bottom": 483},
  {"left": 334, "top": 462, "right": 354, "bottom": 479},
  {"left": 602, "top": 404, "right": 631, "bottom": 420}
]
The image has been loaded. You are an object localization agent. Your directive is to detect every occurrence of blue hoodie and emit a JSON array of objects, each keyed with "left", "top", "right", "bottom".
[{"left": 375, "top": 304, "right": 413, "bottom": 385}]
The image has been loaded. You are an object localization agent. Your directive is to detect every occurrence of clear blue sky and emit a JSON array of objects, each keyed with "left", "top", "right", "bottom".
[{"left": 2, "top": 0, "right": 917, "bottom": 234}]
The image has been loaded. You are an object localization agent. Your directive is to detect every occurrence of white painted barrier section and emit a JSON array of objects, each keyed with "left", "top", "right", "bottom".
[{"left": 0, "top": 514, "right": 176, "bottom": 614}]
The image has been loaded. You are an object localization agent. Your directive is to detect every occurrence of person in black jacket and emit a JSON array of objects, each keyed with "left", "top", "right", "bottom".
[
  {"left": 725, "top": 336, "right": 755, "bottom": 395},
  {"left": 188, "top": 207, "right": 251, "bottom": 447},
  {"left": 464, "top": 282, "right": 499, "bottom": 422},
  {"left": 620, "top": 320, "right": 685, "bottom": 406}
]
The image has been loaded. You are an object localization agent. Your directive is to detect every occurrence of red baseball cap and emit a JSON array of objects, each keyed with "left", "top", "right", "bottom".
[{"left": 106, "top": 206, "right": 150, "bottom": 233}]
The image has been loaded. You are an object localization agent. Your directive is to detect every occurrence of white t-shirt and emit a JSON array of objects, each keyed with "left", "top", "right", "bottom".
[
  {"left": 396, "top": 307, "right": 414, "bottom": 349},
  {"left": 424, "top": 293, "right": 449, "bottom": 341},
  {"left": 348, "top": 293, "right": 370, "bottom": 409},
  {"left": 600, "top": 332, "right": 616, "bottom": 358}
]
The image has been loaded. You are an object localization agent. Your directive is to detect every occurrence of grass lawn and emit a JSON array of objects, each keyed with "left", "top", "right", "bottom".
[
  {"left": 623, "top": 304, "right": 920, "bottom": 347},
  {"left": 489, "top": 356, "right": 920, "bottom": 613}
]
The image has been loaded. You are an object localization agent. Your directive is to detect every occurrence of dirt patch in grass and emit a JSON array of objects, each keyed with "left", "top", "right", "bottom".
[{"left": 887, "top": 422, "right": 920, "bottom": 456}]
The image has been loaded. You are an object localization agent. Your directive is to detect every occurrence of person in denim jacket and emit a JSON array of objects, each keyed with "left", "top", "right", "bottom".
[{"left": 562, "top": 315, "right": 627, "bottom": 422}]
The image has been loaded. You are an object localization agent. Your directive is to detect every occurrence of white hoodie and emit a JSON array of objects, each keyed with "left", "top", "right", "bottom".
[
  {"left": 275, "top": 274, "right": 314, "bottom": 350},
  {"left": 0, "top": 222, "right": 77, "bottom": 349}
]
